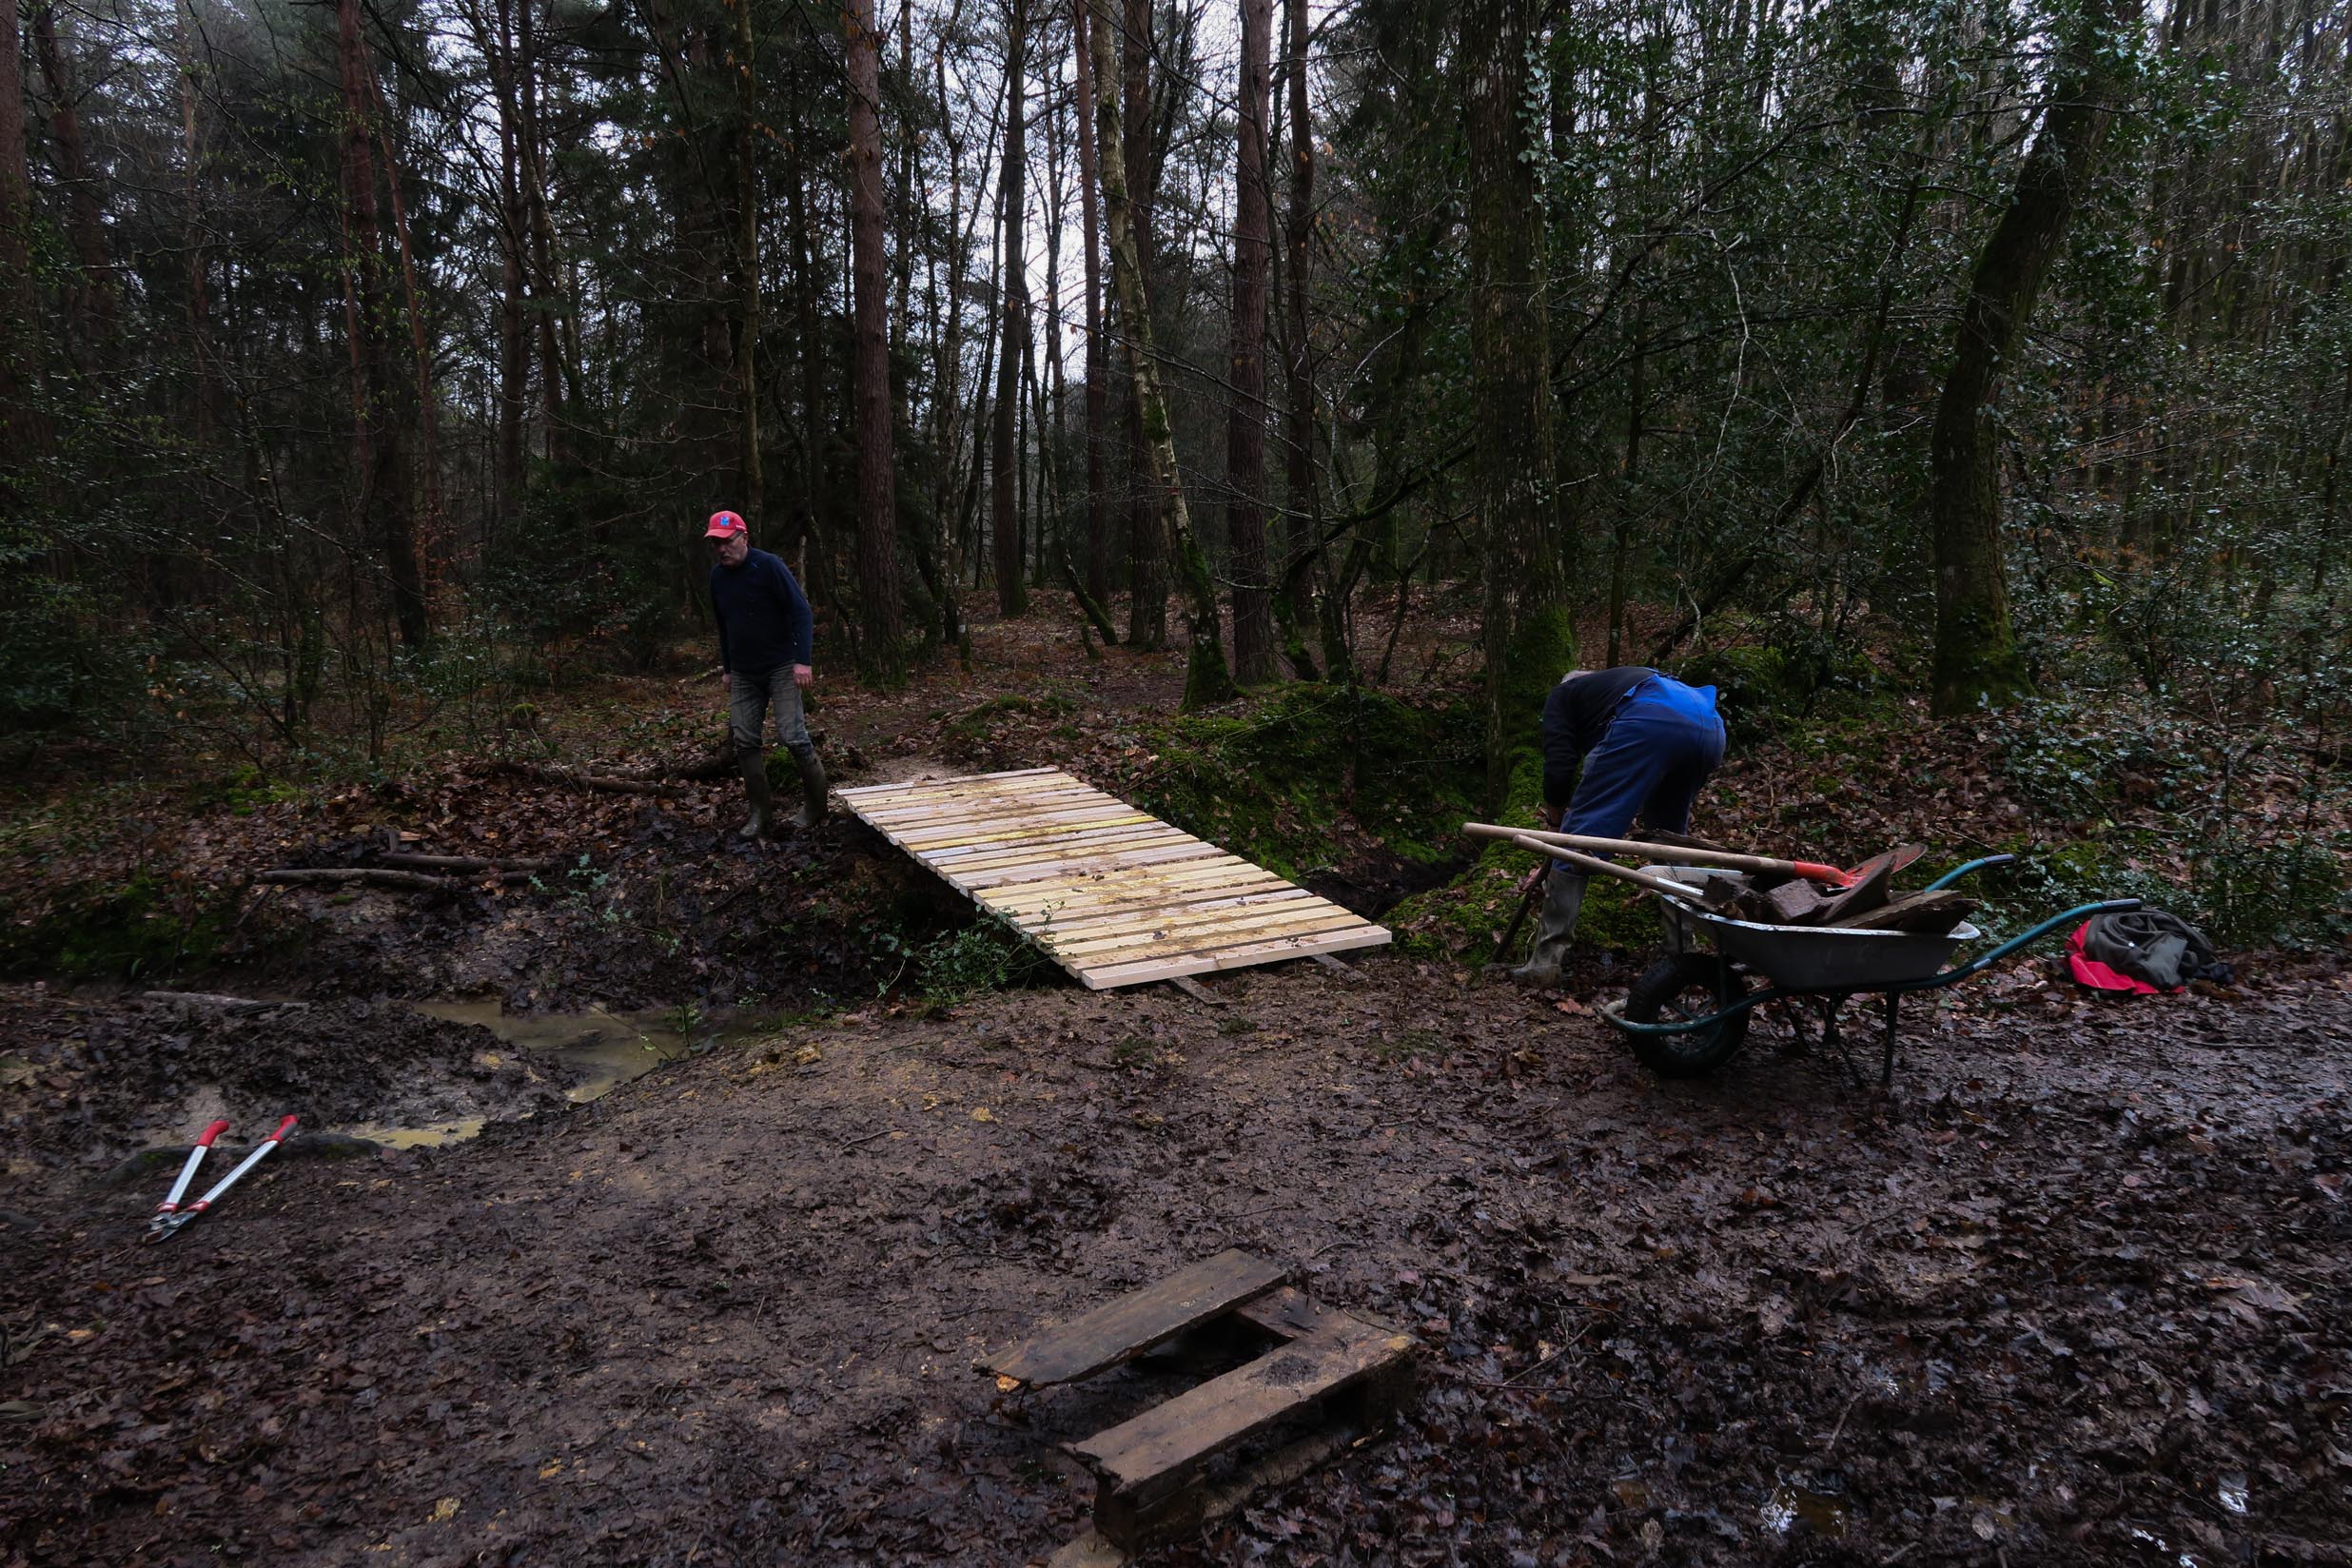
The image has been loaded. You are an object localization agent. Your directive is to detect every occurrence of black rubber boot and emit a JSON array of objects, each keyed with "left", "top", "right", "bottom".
[
  {"left": 737, "top": 751, "right": 774, "bottom": 840},
  {"left": 1508, "top": 872, "right": 1588, "bottom": 987},
  {"left": 789, "top": 749, "right": 829, "bottom": 830}
]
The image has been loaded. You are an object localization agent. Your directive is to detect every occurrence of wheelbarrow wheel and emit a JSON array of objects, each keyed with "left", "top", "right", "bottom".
[{"left": 1621, "top": 952, "right": 1750, "bottom": 1078}]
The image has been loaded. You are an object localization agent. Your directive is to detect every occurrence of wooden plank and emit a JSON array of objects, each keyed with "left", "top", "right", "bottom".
[
  {"left": 921, "top": 818, "right": 1190, "bottom": 860},
  {"left": 1030, "top": 887, "right": 1320, "bottom": 943},
  {"left": 889, "top": 808, "right": 1158, "bottom": 852},
  {"left": 1047, "top": 904, "right": 1370, "bottom": 962},
  {"left": 839, "top": 765, "right": 1061, "bottom": 800},
  {"left": 839, "top": 774, "right": 1073, "bottom": 810},
  {"left": 842, "top": 770, "right": 1392, "bottom": 990},
  {"left": 931, "top": 829, "right": 1203, "bottom": 879},
  {"left": 851, "top": 786, "right": 1114, "bottom": 827},
  {"left": 1230, "top": 1285, "right": 1397, "bottom": 1344},
  {"left": 911, "top": 827, "right": 1193, "bottom": 875},
  {"left": 1077, "top": 925, "right": 1391, "bottom": 990},
  {"left": 957, "top": 842, "right": 1228, "bottom": 890},
  {"left": 980, "top": 864, "right": 1291, "bottom": 914},
  {"left": 979, "top": 1249, "right": 1288, "bottom": 1388},
  {"left": 841, "top": 767, "right": 1091, "bottom": 799},
  {"left": 1039, "top": 898, "right": 1349, "bottom": 958},
  {"left": 1004, "top": 883, "right": 1308, "bottom": 934},
  {"left": 1068, "top": 1319, "right": 1416, "bottom": 1504}
]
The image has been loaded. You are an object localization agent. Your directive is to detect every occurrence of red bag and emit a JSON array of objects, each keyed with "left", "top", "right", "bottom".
[{"left": 2067, "top": 920, "right": 2162, "bottom": 994}]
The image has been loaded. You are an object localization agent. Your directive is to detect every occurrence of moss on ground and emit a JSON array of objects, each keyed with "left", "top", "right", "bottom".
[
  {"left": 1128, "top": 684, "right": 1483, "bottom": 881},
  {"left": 0, "top": 874, "right": 237, "bottom": 981}
]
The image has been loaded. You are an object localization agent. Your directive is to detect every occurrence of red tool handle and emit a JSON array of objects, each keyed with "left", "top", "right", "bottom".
[
  {"left": 265, "top": 1115, "right": 300, "bottom": 1144},
  {"left": 195, "top": 1119, "right": 231, "bottom": 1147},
  {"left": 1790, "top": 861, "right": 1852, "bottom": 887}
]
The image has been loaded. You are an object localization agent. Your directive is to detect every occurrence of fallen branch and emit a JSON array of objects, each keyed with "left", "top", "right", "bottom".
[
  {"left": 378, "top": 853, "right": 557, "bottom": 873},
  {"left": 259, "top": 868, "right": 474, "bottom": 893},
  {"left": 491, "top": 761, "right": 679, "bottom": 796},
  {"left": 141, "top": 990, "right": 308, "bottom": 1013}
]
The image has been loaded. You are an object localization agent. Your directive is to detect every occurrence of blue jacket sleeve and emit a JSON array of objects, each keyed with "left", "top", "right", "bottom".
[
  {"left": 767, "top": 556, "right": 813, "bottom": 667},
  {"left": 1539, "top": 679, "right": 1579, "bottom": 809},
  {"left": 711, "top": 567, "right": 733, "bottom": 673}
]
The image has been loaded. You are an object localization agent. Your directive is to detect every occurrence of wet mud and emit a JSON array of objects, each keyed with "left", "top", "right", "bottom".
[{"left": 6, "top": 959, "right": 2350, "bottom": 1565}]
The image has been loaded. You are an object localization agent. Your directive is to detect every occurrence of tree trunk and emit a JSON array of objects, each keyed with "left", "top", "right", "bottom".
[
  {"left": 730, "top": 0, "right": 762, "bottom": 516},
  {"left": 0, "top": 0, "right": 46, "bottom": 459},
  {"left": 1463, "top": 0, "right": 1567, "bottom": 804},
  {"left": 1120, "top": 0, "right": 1164, "bottom": 649},
  {"left": 1277, "top": 0, "right": 1322, "bottom": 678},
  {"left": 991, "top": 0, "right": 1032, "bottom": 617},
  {"left": 337, "top": 0, "right": 428, "bottom": 648},
  {"left": 1929, "top": 0, "right": 2136, "bottom": 715},
  {"left": 848, "top": 0, "right": 905, "bottom": 677},
  {"left": 1225, "top": 0, "right": 1274, "bottom": 682},
  {"left": 365, "top": 64, "right": 443, "bottom": 575},
  {"left": 1090, "top": 0, "right": 1235, "bottom": 709},
  {"left": 494, "top": 0, "right": 527, "bottom": 527},
  {"left": 176, "top": 1, "right": 215, "bottom": 444},
  {"left": 31, "top": 5, "right": 116, "bottom": 340},
  {"left": 1072, "top": 0, "right": 1110, "bottom": 607}
]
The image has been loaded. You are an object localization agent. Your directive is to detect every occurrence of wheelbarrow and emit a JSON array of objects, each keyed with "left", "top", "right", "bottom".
[{"left": 1597, "top": 854, "right": 2143, "bottom": 1086}]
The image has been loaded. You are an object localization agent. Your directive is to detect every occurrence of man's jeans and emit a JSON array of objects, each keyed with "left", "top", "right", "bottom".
[{"left": 729, "top": 667, "right": 815, "bottom": 762}]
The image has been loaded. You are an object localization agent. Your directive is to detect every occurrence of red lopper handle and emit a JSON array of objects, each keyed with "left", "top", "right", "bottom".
[
  {"left": 265, "top": 1115, "right": 300, "bottom": 1144},
  {"left": 195, "top": 1119, "right": 231, "bottom": 1147},
  {"left": 1792, "top": 860, "right": 1852, "bottom": 887}
]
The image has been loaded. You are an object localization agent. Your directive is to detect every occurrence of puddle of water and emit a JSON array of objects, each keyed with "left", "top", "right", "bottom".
[
  {"left": 2217, "top": 1472, "right": 2248, "bottom": 1516},
  {"left": 1761, "top": 1480, "right": 1850, "bottom": 1539},
  {"left": 351, "top": 1001, "right": 757, "bottom": 1147},
  {"left": 411, "top": 999, "right": 701, "bottom": 1105}
]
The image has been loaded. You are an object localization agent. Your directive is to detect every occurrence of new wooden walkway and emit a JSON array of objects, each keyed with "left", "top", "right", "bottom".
[{"left": 835, "top": 767, "right": 1391, "bottom": 990}]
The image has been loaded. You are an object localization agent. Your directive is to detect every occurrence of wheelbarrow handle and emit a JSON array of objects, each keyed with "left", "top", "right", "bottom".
[
  {"left": 1931, "top": 898, "right": 2143, "bottom": 985},
  {"left": 1924, "top": 853, "right": 2017, "bottom": 892}
]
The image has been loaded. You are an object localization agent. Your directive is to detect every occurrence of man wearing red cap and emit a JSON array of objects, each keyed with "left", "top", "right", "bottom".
[{"left": 706, "top": 510, "right": 824, "bottom": 837}]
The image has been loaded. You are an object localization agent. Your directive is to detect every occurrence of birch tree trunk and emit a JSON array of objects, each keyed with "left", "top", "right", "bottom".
[
  {"left": 991, "top": 0, "right": 1032, "bottom": 616},
  {"left": 1089, "top": 0, "right": 1235, "bottom": 708}
]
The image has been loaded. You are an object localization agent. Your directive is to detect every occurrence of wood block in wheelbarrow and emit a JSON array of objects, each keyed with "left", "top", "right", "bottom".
[
  {"left": 1812, "top": 847, "right": 1908, "bottom": 925},
  {"left": 1069, "top": 1316, "right": 1417, "bottom": 1549},
  {"left": 1828, "top": 890, "right": 1977, "bottom": 934},
  {"left": 1740, "top": 878, "right": 1825, "bottom": 925},
  {"left": 978, "top": 1248, "right": 1287, "bottom": 1388}
]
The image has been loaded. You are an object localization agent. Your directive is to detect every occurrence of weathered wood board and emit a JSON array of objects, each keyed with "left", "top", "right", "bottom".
[
  {"left": 837, "top": 768, "right": 1391, "bottom": 990},
  {"left": 980, "top": 1249, "right": 1290, "bottom": 1388}
]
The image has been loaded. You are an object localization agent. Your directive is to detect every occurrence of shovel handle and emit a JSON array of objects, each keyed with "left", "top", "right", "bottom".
[
  {"left": 1506, "top": 836, "right": 1699, "bottom": 901},
  {"left": 1467, "top": 823, "right": 1850, "bottom": 886}
]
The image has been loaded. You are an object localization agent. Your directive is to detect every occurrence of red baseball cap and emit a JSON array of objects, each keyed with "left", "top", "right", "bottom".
[{"left": 705, "top": 510, "right": 747, "bottom": 539}]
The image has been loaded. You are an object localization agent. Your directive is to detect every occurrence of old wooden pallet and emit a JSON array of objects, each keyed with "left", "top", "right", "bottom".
[
  {"left": 1072, "top": 1316, "right": 1416, "bottom": 1547},
  {"left": 979, "top": 1249, "right": 1288, "bottom": 1388},
  {"left": 984, "top": 1253, "right": 1417, "bottom": 1554},
  {"left": 837, "top": 768, "right": 1391, "bottom": 990}
]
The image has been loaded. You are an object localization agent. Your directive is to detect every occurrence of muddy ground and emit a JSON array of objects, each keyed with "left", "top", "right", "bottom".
[
  {"left": 6, "top": 957, "right": 2352, "bottom": 1567},
  {"left": 5, "top": 605, "right": 2351, "bottom": 1565}
]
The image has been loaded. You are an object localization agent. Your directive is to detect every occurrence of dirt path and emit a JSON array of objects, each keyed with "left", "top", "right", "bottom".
[{"left": 7, "top": 958, "right": 2350, "bottom": 1566}]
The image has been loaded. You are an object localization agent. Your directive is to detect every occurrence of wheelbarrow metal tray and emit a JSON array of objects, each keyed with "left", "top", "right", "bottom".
[{"left": 1673, "top": 902, "right": 1982, "bottom": 990}]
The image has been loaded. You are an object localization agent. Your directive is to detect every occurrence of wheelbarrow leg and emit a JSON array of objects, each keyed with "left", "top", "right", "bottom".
[
  {"left": 1820, "top": 997, "right": 1859, "bottom": 1088},
  {"left": 1880, "top": 993, "right": 1900, "bottom": 1088}
]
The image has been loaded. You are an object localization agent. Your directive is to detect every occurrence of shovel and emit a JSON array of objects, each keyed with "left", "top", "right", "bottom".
[
  {"left": 1504, "top": 835, "right": 1716, "bottom": 900},
  {"left": 1466, "top": 823, "right": 1923, "bottom": 888}
]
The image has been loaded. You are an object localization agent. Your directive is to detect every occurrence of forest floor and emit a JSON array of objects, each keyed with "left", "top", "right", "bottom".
[{"left": 4, "top": 595, "right": 2350, "bottom": 1567}]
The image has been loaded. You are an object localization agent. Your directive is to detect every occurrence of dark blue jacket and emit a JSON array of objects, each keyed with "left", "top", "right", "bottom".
[{"left": 711, "top": 548, "right": 813, "bottom": 675}]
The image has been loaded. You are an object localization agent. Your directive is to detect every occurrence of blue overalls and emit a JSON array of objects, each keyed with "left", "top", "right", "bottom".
[{"left": 1560, "top": 675, "right": 1727, "bottom": 844}]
